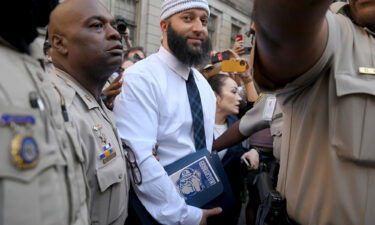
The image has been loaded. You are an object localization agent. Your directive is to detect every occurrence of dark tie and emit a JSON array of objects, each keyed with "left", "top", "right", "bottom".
[{"left": 186, "top": 70, "right": 206, "bottom": 150}]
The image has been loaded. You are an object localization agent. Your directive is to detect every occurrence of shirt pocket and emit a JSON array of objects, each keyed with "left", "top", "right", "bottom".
[
  {"left": 330, "top": 73, "right": 375, "bottom": 163},
  {"left": 92, "top": 125, "right": 125, "bottom": 193},
  {"left": 96, "top": 155, "right": 125, "bottom": 192},
  {"left": 95, "top": 153, "right": 126, "bottom": 223},
  {"left": 0, "top": 104, "right": 67, "bottom": 225}
]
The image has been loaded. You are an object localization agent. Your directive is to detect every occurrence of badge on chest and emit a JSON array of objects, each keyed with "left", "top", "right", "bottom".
[
  {"left": 1, "top": 114, "right": 40, "bottom": 169},
  {"left": 93, "top": 124, "right": 117, "bottom": 164}
]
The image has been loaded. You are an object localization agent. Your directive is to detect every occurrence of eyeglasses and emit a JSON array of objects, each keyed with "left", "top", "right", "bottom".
[{"left": 122, "top": 141, "right": 142, "bottom": 185}]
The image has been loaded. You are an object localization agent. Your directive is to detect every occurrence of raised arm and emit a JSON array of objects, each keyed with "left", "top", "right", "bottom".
[
  {"left": 213, "top": 121, "right": 247, "bottom": 151},
  {"left": 253, "top": 0, "right": 332, "bottom": 88}
]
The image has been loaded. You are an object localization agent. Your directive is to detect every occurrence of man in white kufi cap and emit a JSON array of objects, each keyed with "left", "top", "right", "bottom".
[{"left": 114, "top": 0, "right": 222, "bottom": 224}]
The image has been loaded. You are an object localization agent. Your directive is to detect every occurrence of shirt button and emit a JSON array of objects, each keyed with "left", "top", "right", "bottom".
[
  {"left": 118, "top": 174, "right": 123, "bottom": 180},
  {"left": 84, "top": 95, "right": 92, "bottom": 102},
  {"left": 36, "top": 72, "right": 44, "bottom": 81},
  {"left": 62, "top": 139, "right": 67, "bottom": 149}
]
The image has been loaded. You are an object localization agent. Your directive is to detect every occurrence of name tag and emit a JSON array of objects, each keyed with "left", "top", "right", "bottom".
[
  {"left": 262, "top": 96, "right": 276, "bottom": 121},
  {"left": 359, "top": 67, "right": 375, "bottom": 75}
]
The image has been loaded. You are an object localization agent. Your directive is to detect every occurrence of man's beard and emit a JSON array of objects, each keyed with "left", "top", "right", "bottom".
[{"left": 167, "top": 25, "right": 212, "bottom": 67}]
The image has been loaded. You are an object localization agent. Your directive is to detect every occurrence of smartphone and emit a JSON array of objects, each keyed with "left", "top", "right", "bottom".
[
  {"left": 236, "top": 34, "right": 243, "bottom": 41},
  {"left": 211, "top": 51, "right": 231, "bottom": 64},
  {"left": 221, "top": 59, "right": 248, "bottom": 72},
  {"left": 243, "top": 47, "right": 252, "bottom": 55}
]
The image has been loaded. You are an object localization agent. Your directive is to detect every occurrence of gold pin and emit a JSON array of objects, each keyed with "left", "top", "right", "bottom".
[
  {"left": 11, "top": 134, "right": 39, "bottom": 169},
  {"left": 359, "top": 67, "right": 375, "bottom": 75}
]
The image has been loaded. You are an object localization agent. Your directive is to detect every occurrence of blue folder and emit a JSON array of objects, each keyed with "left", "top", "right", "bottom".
[
  {"left": 127, "top": 150, "right": 236, "bottom": 225},
  {"left": 165, "top": 149, "right": 235, "bottom": 211}
]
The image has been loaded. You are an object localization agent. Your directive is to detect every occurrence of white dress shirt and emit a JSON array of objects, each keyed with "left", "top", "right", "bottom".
[
  {"left": 213, "top": 123, "right": 228, "bottom": 160},
  {"left": 114, "top": 46, "right": 216, "bottom": 225}
]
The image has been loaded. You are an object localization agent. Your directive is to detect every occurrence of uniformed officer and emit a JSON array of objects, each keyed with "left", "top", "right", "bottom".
[
  {"left": 48, "top": 0, "right": 129, "bottom": 224},
  {"left": 253, "top": 0, "right": 375, "bottom": 224},
  {"left": 0, "top": 1, "right": 89, "bottom": 225}
]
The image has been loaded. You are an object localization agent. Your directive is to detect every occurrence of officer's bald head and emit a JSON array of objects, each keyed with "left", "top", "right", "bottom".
[
  {"left": 48, "top": 0, "right": 109, "bottom": 45},
  {"left": 47, "top": 0, "right": 122, "bottom": 97}
]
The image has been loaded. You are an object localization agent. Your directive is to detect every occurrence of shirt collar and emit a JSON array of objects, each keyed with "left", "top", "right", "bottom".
[
  {"left": 157, "top": 46, "right": 191, "bottom": 80},
  {"left": 54, "top": 67, "right": 99, "bottom": 110}
]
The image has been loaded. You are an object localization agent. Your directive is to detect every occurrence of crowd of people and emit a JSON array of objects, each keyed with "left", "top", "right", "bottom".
[{"left": 1, "top": 0, "right": 374, "bottom": 225}]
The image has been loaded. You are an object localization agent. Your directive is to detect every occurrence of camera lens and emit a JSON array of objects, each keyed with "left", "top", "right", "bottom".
[
  {"left": 117, "top": 24, "right": 127, "bottom": 34},
  {"left": 115, "top": 16, "right": 128, "bottom": 35},
  {"left": 240, "top": 60, "right": 245, "bottom": 66}
]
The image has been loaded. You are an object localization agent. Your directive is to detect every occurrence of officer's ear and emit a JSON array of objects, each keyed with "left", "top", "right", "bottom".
[{"left": 51, "top": 33, "right": 68, "bottom": 55}]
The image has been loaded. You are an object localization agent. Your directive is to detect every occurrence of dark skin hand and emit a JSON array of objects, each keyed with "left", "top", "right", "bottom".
[
  {"left": 212, "top": 121, "right": 247, "bottom": 151},
  {"left": 102, "top": 72, "right": 123, "bottom": 110}
]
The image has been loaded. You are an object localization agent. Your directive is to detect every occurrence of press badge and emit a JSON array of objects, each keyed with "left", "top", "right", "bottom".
[{"left": 262, "top": 96, "right": 276, "bottom": 121}]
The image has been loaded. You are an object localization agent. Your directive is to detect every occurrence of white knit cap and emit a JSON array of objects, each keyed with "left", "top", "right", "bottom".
[{"left": 160, "top": 0, "right": 210, "bottom": 20}]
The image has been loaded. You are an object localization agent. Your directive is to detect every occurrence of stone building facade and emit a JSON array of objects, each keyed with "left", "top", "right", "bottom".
[{"left": 100, "top": 0, "right": 253, "bottom": 55}]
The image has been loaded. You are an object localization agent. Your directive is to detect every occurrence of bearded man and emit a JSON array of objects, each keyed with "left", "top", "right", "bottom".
[{"left": 113, "top": 0, "right": 222, "bottom": 224}]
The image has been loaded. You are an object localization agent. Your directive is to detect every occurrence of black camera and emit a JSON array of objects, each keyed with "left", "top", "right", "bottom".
[{"left": 115, "top": 16, "right": 128, "bottom": 35}]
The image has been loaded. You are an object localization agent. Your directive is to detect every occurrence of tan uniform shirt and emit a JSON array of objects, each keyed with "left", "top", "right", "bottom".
[
  {"left": 0, "top": 41, "right": 89, "bottom": 225},
  {"left": 52, "top": 68, "right": 129, "bottom": 225},
  {"left": 258, "top": 11, "right": 375, "bottom": 224},
  {"left": 239, "top": 94, "right": 283, "bottom": 159}
]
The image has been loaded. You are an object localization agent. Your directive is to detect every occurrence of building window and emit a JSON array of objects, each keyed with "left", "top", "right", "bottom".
[
  {"left": 208, "top": 14, "right": 217, "bottom": 48},
  {"left": 230, "top": 24, "right": 241, "bottom": 48}
]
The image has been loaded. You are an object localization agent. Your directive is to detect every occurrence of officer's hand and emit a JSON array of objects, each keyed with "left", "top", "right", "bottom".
[
  {"left": 241, "top": 149, "right": 259, "bottom": 170},
  {"left": 199, "top": 207, "right": 222, "bottom": 225}
]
